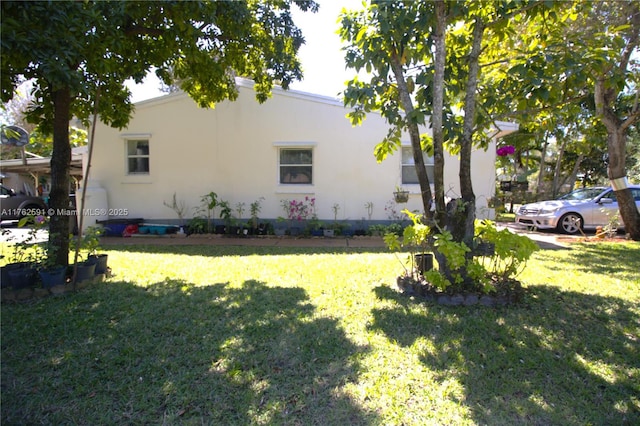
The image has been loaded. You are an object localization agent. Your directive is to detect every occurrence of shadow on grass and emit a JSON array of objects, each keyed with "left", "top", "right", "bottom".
[
  {"left": 1, "top": 279, "right": 375, "bottom": 425},
  {"left": 370, "top": 285, "right": 639, "bottom": 425},
  {"left": 101, "top": 243, "right": 390, "bottom": 257},
  {"left": 544, "top": 241, "right": 640, "bottom": 276}
]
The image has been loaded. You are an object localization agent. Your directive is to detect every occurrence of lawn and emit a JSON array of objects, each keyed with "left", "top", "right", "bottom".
[{"left": 1, "top": 241, "right": 639, "bottom": 425}]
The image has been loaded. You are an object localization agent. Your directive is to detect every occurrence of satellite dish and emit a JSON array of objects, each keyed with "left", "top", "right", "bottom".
[{"left": 1, "top": 125, "right": 30, "bottom": 147}]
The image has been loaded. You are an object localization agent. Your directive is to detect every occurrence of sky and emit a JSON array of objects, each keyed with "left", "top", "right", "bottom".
[{"left": 127, "top": 0, "right": 365, "bottom": 103}]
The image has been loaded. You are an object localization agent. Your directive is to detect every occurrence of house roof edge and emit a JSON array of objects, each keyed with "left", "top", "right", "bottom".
[{"left": 132, "top": 77, "right": 344, "bottom": 109}]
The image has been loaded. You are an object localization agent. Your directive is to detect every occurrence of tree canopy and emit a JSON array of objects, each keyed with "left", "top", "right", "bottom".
[
  {"left": 340, "top": 0, "right": 640, "bottom": 242},
  {"left": 1, "top": 0, "right": 318, "bottom": 266}
]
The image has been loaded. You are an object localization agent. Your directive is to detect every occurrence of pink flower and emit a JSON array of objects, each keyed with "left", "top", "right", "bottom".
[{"left": 497, "top": 145, "right": 515, "bottom": 156}]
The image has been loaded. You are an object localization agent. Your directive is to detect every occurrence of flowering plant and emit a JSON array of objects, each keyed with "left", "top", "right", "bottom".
[
  {"left": 384, "top": 200, "right": 406, "bottom": 221},
  {"left": 281, "top": 197, "right": 316, "bottom": 222},
  {"left": 496, "top": 145, "right": 515, "bottom": 157}
]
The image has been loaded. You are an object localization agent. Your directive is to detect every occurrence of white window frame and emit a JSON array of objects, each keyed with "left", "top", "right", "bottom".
[
  {"left": 274, "top": 142, "right": 316, "bottom": 186},
  {"left": 125, "top": 138, "right": 150, "bottom": 175},
  {"left": 401, "top": 145, "right": 434, "bottom": 185}
]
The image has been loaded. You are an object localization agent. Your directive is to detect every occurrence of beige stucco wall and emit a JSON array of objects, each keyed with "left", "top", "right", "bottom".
[{"left": 89, "top": 81, "right": 503, "bottom": 224}]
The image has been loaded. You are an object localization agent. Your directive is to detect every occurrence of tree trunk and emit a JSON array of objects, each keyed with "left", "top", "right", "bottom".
[
  {"left": 536, "top": 133, "right": 549, "bottom": 199},
  {"left": 455, "top": 17, "right": 484, "bottom": 248},
  {"left": 552, "top": 138, "right": 567, "bottom": 198},
  {"left": 566, "top": 153, "right": 584, "bottom": 190},
  {"left": 607, "top": 128, "right": 640, "bottom": 239},
  {"left": 389, "top": 55, "right": 433, "bottom": 218},
  {"left": 595, "top": 76, "right": 640, "bottom": 240},
  {"left": 431, "top": 0, "right": 446, "bottom": 228},
  {"left": 49, "top": 88, "right": 72, "bottom": 266},
  {"left": 591, "top": 3, "right": 640, "bottom": 240}
]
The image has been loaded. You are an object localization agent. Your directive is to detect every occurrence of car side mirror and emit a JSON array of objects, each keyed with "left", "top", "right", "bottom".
[
  {"left": 9, "top": 188, "right": 16, "bottom": 196},
  {"left": 598, "top": 198, "right": 614, "bottom": 205}
]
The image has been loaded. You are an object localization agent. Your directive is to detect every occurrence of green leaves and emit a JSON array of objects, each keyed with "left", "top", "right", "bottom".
[{"left": 2, "top": 0, "right": 319, "bottom": 131}]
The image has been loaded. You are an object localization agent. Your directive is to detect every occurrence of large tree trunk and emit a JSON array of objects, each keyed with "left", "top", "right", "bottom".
[
  {"left": 431, "top": 0, "right": 446, "bottom": 228},
  {"left": 49, "top": 88, "right": 72, "bottom": 266},
  {"left": 454, "top": 17, "right": 484, "bottom": 248},
  {"left": 592, "top": 3, "right": 640, "bottom": 240},
  {"left": 595, "top": 77, "right": 640, "bottom": 240},
  {"left": 606, "top": 127, "right": 640, "bottom": 239},
  {"left": 389, "top": 56, "right": 433, "bottom": 218},
  {"left": 566, "top": 153, "right": 584, "bottom": 190}
]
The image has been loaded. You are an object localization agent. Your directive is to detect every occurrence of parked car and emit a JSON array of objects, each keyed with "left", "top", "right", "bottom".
[
  {"left": 515, "top": 185, "right": 640, "bottom": 234},
  {"left": 0, "top": 184, "right": 48, "bottom": 221}
]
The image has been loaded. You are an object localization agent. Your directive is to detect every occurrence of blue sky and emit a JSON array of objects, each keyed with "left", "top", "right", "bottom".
[{"left": 128, "top": 0, "right": 364, "bottom": 102}]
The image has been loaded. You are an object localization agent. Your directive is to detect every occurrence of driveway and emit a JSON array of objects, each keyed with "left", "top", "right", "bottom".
[{"left": 499, "top": 223, "right": 578, "bottom": 250}]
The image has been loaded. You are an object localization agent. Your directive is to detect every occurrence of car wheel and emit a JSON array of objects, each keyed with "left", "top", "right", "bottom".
[
  {"left": 557, "top": 213, "right": 583, "bottom": 235},
  {"left": 18, "top": 204, "right": 43, "bottom": 220}
]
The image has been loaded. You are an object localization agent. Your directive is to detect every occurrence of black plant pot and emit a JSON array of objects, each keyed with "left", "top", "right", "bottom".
[
  {"left": 8, "top": 265, "right": 37, "bottom": 290},
  {"left": 415, "top": 253, "right": 434, "bottom": 274},
  {"left": 39, "top": 266, "right": 67, "bottom": 288},
  {"left": 75, "top": 261, "right": 96, "bottom": 283},
  {"left": 472, "top": 242, "right": 495, "bottom": 257},
  {"left": 1, "top": 262, "right": 30, "bottom": 289},
  {"left": 88, "top": 254, "right": 109, "bottom": 274}
]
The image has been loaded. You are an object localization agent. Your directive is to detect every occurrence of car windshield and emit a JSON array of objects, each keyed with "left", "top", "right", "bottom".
[{"left": 558, "top": 188, "right": 604, "bottom": 201}]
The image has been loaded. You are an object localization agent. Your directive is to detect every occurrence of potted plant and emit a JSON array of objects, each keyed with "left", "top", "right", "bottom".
[
  {"left": 280, "top": 197, "right": 315, "bottom": 236},
  {"left": 274, "top": 217, "right": 287, "bottom": 236},
  {"left": 4, "top": 215, "right": 45, "bottom": 289},
  {"left": 393, "top": 186, "right": 410, "bottom": 203},
  {"left": 324, "top": 203, "right": 341, "bottom": 237},
  {"left": 250, "top": 197, "right": 265, "bottom": 234},
  {"left": 218, "top": 200, "right": 234, "bottom": 235},
  {"left": 84, "top": 226, "right": 108, "bottom": 275},
  {"left": 69, "top": 228, "right": 101, "bottom": 282},
  {"left": 37, "top": 241, "right": 66, "bottom": 288},
  {"left": 192, "top": 191, "right": 218, "bottom": 234},
  {"left": 7, "top": 261, "right": 37, "bottom": 290},
  {"left": 186, "top": 216, "right": 207, "bottom": 235},
  {"left": 74, "top": 259, "right": 96, "bottom": 283},
  {"left": 354, "top": 218, "right": 367, "bottom": 236},
  {"left": 307, "top": 217, "right": 324, "bottom": 236},
  {"left": 383, "top": 209, "right": 433, "bottom": 280},
  {"left": 235, "top": 202, "right": 246, "bottom": 235}
]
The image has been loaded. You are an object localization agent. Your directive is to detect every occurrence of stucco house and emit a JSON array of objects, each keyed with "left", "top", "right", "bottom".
[{"left": 84, "top": 78, "right": 516, "bottom": 230}]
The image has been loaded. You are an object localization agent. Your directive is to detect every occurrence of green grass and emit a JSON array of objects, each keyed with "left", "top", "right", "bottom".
[
  {"left": 495, "top": 211, "right": 515, "bottom": 222},
  {"left": 2, "top": 242, "right": 639, "bottom": 425}
]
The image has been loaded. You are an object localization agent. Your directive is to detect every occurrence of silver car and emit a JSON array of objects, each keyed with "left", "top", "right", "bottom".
[{"left": 515, "top": 185, "right": 640, "bottom": 234}]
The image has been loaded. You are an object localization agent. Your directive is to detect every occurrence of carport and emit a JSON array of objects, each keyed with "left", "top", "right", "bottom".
[{"left": 0, "top": 147, "right": 85, "bottom": 196}]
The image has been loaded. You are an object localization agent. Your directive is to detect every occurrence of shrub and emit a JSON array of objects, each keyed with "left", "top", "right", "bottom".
[
  {"left": 474, "top": 219, "right": 539, "bottom": 283},
  {"left": 384, "top": 213, "right": 539, "bottom": 295}
]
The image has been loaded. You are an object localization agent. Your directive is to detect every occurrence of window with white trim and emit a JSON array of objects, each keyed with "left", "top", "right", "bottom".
[
  {"left": 402, "top": 146, "right": 434, "bottom": 184},
  {"left": 279, "top": 148, "right": 313, "bottom": 184},
  {"left": 126, "top": 139, "right": 150, "bottom": 174}
]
